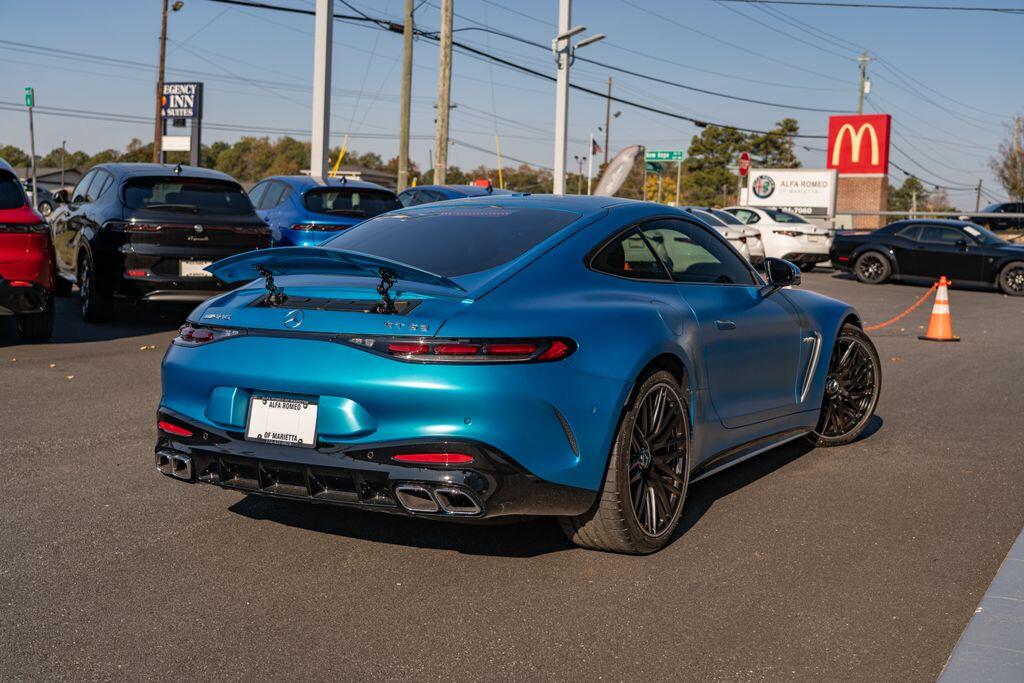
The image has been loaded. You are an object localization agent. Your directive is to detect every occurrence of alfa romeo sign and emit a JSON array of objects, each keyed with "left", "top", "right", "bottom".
[
  {"left": 161, "top": 82, "right": 203, "bottom": 119},
  {"left": 746, "top": 168, "right": 837, "bottom": 217}
]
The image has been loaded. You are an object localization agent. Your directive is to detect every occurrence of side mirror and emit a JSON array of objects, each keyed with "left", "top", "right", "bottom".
[
  {"left": 762, "top": 257, "right": 801, "bottom": 295},
  {"left": 53, "top": 189, "right": 69, "bottom": 204}
]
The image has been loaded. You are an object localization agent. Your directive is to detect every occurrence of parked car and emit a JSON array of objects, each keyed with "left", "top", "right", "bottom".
[
  {"left": 397, "top": 183, "right": 515, "bottom": 207},
  {"left": 722, "top": 206, "right": 833, "bottom": 271},
  {"left": 0, "top": 159, "right": 55, "bottom": 341},
  {"left": 831, "top": 218, "right": 1024, "bottom": 295},
  {"left": 681, "top": 206, "right": 763, "bottom": 264},
  {"left": 248, "top": 176, "right": 400, "bottom": 246},
  {"left": 22, "top": 181, "right": 56, "bottom": 217},
  {"left": 964, "top": 202, "right": 1024, "bottom": 232},
  {"left": 48, "top": 163, "right": 271, "bottom": 321},
  {"left": 155, "top": 195, "right": 880, "bottom": 554}
]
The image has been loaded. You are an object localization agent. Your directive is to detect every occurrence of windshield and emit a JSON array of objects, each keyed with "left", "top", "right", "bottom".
[
  {"left": 764, "top": 209, "right": 810, "bottom": 224},
  {"left": 962, "top": 222, "right": 1006, "bottom": 245},
  {"left": 123, "top": 177, "right": 254, "bottom": 215},
  {"left": 980, "top": 203, "right": 1003, "bottom": 213},
  {"left": 0, "top": 176, "right": 26, "bottom": 209},
  {"left": 708, "top": 208, "right": 744, "bottom": 225},
  {"left": 324, "top": 205, "right": 581, "bottom": 277},
  {"left": 303, "top": 187, "right": 400, "bottom": 218}
]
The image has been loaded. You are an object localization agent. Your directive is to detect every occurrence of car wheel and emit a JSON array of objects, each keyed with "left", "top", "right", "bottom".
[
  {"left": 805, "top": 324, "right": 881, "bottom": 447},
  {"left": 853, "top": 251, "right": 891, "bottom": 284},
  {"left": 800, "top": 263, "right": 816, "bottom": 272},
  {"left": 997, "top": 261, "right": 1024, "bottom": 296},
  {"left": 79, "top": 252, "right": 113, "bottom": 322},
  {"left": 16, "top": 292, "right": 55, "bottom": 342},
  {"left": 559, "top": 370, "right": 691, "bottom": 554}
]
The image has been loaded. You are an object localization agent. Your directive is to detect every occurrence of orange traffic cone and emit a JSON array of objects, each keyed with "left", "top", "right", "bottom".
[{"left": 918, "top": 276, "right": 960, "bottom": 342}]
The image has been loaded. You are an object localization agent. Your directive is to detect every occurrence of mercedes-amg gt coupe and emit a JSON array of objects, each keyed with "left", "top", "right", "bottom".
[{"left": 156, "top": 195, "right": 881, "bottom": 554}]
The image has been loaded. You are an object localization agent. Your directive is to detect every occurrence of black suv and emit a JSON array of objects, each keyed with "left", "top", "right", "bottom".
[
  {"left": 49, "top": 164, "right": 271, "bottom": 321},
  {"left": 967, "top": 202, "right": 1024, "bottom": 232}
]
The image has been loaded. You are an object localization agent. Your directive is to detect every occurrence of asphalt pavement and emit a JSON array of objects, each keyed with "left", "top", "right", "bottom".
[{"left": 2, "top": 271, "right": 1023, "bottom": 680}]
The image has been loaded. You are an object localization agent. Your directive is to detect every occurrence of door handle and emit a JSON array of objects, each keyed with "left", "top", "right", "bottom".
[{"left": 715, "top": 320, "right": 736, "bottom": 331}]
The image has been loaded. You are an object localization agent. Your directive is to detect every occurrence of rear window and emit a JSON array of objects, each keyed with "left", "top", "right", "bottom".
[
  {"left": 764, "top": 209, "right": 809, "bottom": 224},
  {"left": 324, "top": 205, "right": 580, "bottom": 277},
  {"left": 0, "top": 176, "right": 26, "bottom": 210},
  {"left": 708, "top": 208, "right": 744, "bottom": 225},
  {"left": 304, "top": 187, "right": 400, "bottom": 218},
  {"left": 123, "top": 177, "right": 254, "bottom": 215}
]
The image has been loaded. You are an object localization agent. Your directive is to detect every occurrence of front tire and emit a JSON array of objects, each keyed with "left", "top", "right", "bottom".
[
  {"left": 853, "top": 251, "right": 891, "bottom": 285},
  {"left": 560, "top": 370, "right": 691, "bottom": 554},
  {"left": 998, "top": 261, "right": 1024, "bottom": 296},
  {"left": 806, "top": 324, "right": 881, "bottom": 447},
  {"left": 16, "top": 292, "right": 55, "bottom": 342}
]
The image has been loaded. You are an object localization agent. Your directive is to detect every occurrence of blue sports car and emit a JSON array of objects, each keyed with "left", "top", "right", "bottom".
[
  {"left": 156, "top": 195, "right": 881, "bottom": 554},
  {"left": 397, "top": 183, "right": 514, "bottom": 207},
  {"left": 248, "top": 175, "right": 400, "bottom": 246}
]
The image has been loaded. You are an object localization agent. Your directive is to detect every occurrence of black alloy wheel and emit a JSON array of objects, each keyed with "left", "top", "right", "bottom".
[
  {"left": 560, "top": 370, "right": 691, "bottom": 554},
  {"left": 999, "top": 262, "right": 1024, "bottom": 296},
  {"left": 854, "top": 252, "right": 891, "bottom": 285},
  {"left": 807, "top": 324, "right": 881, "bottom": 447},
  {"left": 79, "top": 253, "right": 112, "bottom": 322}
]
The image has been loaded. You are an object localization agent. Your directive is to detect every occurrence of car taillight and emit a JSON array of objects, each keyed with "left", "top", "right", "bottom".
[
  {"left": 773, "top": 230, "right": 803, "bottom": 237},
  {"left": 173, "top": 323, "right": 245, "bottom": 347},
  {"left": 392, "top": 452, "right": 474, "bottom": 465},
  {"left": 158, "top": 420, "right": 193, "bottom": 437},
  {"left": 738, "top": 236, "right": 747, "bottom": 243},
  {"left": 0, "top": 222, "right": 49, "bottom": 233},
  {"left": 290, "top": 223, "right": 345, "bottom": 232},
  {"left": 343, "top": 337, "right": 576, "bottom": 363}
]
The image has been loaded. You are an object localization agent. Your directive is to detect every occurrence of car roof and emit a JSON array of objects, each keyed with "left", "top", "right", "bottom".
[
  {"left": 91, "top": 163, "right": 242, "bottom": 183},
  {"left": 411, "top": 184, "right": 516, "bottom": 196},
  {"left": 885, "top": 218, "right": 975, "bottom": 229},
  {"left": 264, "top": 175, "right": 394, "bottom": 194},
  {"left": 397, "top": 193, "right": 636, "bottom": 213}
]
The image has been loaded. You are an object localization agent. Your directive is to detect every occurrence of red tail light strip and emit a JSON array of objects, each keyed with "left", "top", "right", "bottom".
[
  {"left": 158, "top": 420, "right": 193, "bottom": 437},
  {"left": 392, "top": 453, "right": 474, "bottom": 465},
  {"left": 344, "top": 336, "right": 576, "bottom": 363}
]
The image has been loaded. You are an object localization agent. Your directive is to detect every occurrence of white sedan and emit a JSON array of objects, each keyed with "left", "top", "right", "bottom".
[
  {"left": 721, "top": 206, "right": 833, "bottom": 271},
  {"left": 682, "top": 207, "right": 764, "bottom": 265}
]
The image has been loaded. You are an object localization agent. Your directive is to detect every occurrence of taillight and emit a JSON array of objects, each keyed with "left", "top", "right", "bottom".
[
  {"left": 392, "top": 452, "right": 474, "bottom": 465},
  {"left": 126, "top": 222, "right": 164, "bottom": 232},
  {"left": 738, "top": 236, "right": 747, "bottom": 243},
  {"left": 0, "top": 222, "right": 49, "bottom": 233},
  {"left": 774, "top": 230, "right": 803, "bottom": 237},
  {"left": 341, "top": 336, "right": 576, "bottom": 363},
  {"left": 158, "top": 420, "right": 193, "bottom": 437},
  {"left": 290, "top": 223, "right": 345, "bottom": 232},
  {"left": 173, "top": 323, "right": 245, "bottom": 347}
]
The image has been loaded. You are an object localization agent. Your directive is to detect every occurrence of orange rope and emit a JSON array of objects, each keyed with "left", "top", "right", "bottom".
[{"left": 863, "top": 282, "right": 939, "bottom": 332}]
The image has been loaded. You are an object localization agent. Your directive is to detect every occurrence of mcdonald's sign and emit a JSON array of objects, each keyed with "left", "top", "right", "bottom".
[{"left": 827, "top": 114, "right": 891, "bottom": 175}]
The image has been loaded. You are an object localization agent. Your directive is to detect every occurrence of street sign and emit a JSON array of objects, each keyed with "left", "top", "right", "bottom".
[
  {"left": 24, "top": 87, "right": 34, "bottom": 107},
  {"left": 645, "top": 162, "right": 665, "bottom": 174},
  {"left": 161, "top": 82, "right": 203, "bottom": 119},
  {"left": 645, "top": 150, "right": 684, "bottom": 162},
  {"left": 738, "top": 151, "right": 751, "bottom": 177}
]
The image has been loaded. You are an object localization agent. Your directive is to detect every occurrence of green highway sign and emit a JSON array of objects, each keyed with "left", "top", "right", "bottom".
[
  {"left": 645, "top": 149, "right": 684, "bottom": 162},
  {"left": 24, "top": 87, "right": 34, "bottom": 107}
]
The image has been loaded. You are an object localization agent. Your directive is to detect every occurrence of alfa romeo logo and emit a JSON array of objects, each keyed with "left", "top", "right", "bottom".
[
  {"left": 283, "top": 309, "right": 304, "bottom": 329},
  {"left": 752, "top": 174, "right": 775, "bottom": 199}
]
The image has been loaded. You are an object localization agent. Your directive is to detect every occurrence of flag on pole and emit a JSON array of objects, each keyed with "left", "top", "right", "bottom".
[{"left": 591, "top": 138, "right": 602, "bottom": 155}]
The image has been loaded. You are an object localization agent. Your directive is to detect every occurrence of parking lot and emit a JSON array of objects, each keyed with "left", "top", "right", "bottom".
[{"left": 1, "top": 270, "right": 1022, "bottom": 680}]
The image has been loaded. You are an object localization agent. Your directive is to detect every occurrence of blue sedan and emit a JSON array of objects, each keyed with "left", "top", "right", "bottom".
[
  {"left": 248, "top": 175, "right": 400, "bottom": 246},
  {"left": 397, "top": 183, "right": 514, "bottom": 207},
  {"left": 156, "top": 195, "right": 881, "bottom": 554}
]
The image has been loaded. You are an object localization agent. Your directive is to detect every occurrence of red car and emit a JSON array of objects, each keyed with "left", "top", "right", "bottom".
[{"left": 0, "top": 159, "right": 55, "bottom": 341}]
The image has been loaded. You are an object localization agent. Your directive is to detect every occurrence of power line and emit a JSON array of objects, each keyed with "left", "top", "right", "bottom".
[{"left": 714, "top": 1, "right": 1024, "bottom": 13}]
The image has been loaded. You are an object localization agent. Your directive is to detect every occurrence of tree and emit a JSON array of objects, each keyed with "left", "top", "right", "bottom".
[
  {"left": 682, "top": 125, "right": 747, "bottom": 206},
  {"left": 989, "top": 118, "right": 1024, "bottom": 202},
  {"left": 749, "top": 118, "right": 801, "bottom": 169},
  {"left": 0, "top": 144, "right": 31, "bottom": 166},
  {"left": 887, "top": 176, "right": 955, "bottom": 213}
]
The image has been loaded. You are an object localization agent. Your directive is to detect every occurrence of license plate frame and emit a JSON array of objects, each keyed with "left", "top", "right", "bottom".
[
  {"left": 180, "top": 260, "right": 214, "bottom": 277},
  {"left": 245, "top": 395, "right": 319, "bottom": 448}
]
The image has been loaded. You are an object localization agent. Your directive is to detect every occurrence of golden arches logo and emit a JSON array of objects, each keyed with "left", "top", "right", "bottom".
[{"left": 831, "top": 123, "right": 880, "bottom": 167}]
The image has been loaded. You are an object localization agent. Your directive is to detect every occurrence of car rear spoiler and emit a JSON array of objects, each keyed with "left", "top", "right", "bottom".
[{"left": 206, "top": 246, "right": 467, "bottom": 293}]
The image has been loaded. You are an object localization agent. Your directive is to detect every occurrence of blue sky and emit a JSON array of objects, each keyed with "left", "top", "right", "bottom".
[{"left": 1, "top": 0, "right": 1021, "bottom": 208}]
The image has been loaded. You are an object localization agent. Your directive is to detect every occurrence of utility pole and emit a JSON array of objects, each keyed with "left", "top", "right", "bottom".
[
  {"left": 911, "top": 188, "right": 918, "bottom": 218},
  {"left": 1016, "top": 116, "right": 1023, "bottom": 202},
  {"left": 975, "top": 179, "right": 983, "bottom": 212},
  {"left": 603, "top": 76, "right": 612, "bottom": 166},
  {"left": 587, "top": 132, "right": 595, "bottom": 195},
  {"left": 433, "top": 0, "right": 453, "bottom": 185},
  {"left": 574, "top": 155, "right": 583, "bottom": 194},
  {"left": 60, "top": 140, "right": 66, "bottom": 190},
  {"left": 153, "top": 0, "right": 169, "bottom": 163},
  {"left": 397, "top": 0, "right": 414, "bottom": 192},
  {"left": 857, "top": 50, "right": 870, "bottom": 115},
  {"left": 310, "top": 0, "right": 334, "bottom": 178}
]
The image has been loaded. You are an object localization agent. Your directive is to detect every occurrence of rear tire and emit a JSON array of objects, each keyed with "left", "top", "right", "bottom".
[
  {"left": 559, "top": 370, "right": 691, "bottom": 554},
  {"left": 79, "top": 252, "right": 113, "bottom": 322},
  {"left": 998, "top": 261, "right": 1024, "bottom": 296},
  {"left": 805, "top": 324, "right": 881, "bottom": 448},
  {"left": 16, "top": 292, "right": 55, "bottom": 342},
  {"left": 853, "top": 251, "right": 891, "bottom": 285}
]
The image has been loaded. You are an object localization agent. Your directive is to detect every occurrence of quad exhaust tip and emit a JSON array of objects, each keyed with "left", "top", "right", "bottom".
[
  {"left": 393, "top": 483, "right": 481, "bottom": 516},
  {"left": 156, "top": 452, "right": 193, "bottom": 481}
]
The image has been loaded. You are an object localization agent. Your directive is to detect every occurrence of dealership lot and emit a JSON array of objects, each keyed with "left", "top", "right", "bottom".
[{"left": 1, "top": 272, "right": 1022, "bottom": 680}]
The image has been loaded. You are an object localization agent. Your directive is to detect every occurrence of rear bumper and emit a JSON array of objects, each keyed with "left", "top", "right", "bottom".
[
  {"left": 155, "top": 408, "right": 596, "bottom": 520},
  {"left": 781, "top": 251, "right": 831, "bottom": 265},
  {"left": 0, "top": 279, "right": 49, "bottom": 315},
  {"left": 120, "top": 272, "right": 234, "bottom": 302}
]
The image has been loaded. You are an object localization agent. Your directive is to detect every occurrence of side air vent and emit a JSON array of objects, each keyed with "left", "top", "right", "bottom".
[{"left": 553, "top": 407, "right": 579, "bottom": 457}]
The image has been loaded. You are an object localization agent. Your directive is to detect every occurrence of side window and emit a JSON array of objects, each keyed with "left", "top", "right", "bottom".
[
  {"left": 92, "top": 171, "right": 114, "bottom": 200},
  {"left": 72, "top": 170, "right": 98, "bottom": 204},
  {"left": 921, "top": 226, "right": 965, "bottom": 245},
  {"left": 420, "top": 190, "right": 446, "bottom": 203},
  {"left": 398, "top": 189, "right": 418, "bottom": 207},
  {"left": 729, "top": 209, "right": 758, "bottom": 224},
  {"left": 247, "top": 181, "right": 270, "bottom": 209},
  {"left": 260, "top": 182, "right": 287, "bottom": 210},
  {"left": 591, "top": 228, "right": 670, "bottom": 281},
  {"left": 894, "top": 225, "right": 922, "bottom": 241},
  {"left": 640, "top": 219, "right": 757, "bottom": 285}
]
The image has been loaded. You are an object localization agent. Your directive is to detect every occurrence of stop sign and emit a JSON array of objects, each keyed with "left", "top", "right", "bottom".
[{"left": 738, "top": 151, "right": 751, "bottom": 177}]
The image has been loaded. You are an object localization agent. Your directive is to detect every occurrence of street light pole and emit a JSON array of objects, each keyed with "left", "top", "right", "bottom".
[
  {"left": 397, "top": 0, "right": 414, "bottom": 191},
  {"left": 587, "top": 132, "right": 595, "bottom": 195},
  {"left": 153, "top": 0, "right": 169, "bottom": 163},
  {"left": 310, "top": 0, "right": 334, "bottom": 178}
]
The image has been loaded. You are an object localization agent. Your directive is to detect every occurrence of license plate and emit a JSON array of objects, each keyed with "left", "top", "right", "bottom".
[
  {"left": 806, "top": 235, "right": 822, "bottom": 243},
  {"left": 180, "top": 260, "right": 213, "bottom": 277},
  {"left": 245, "top": 396, "right": 318, "bottom": 448}
]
